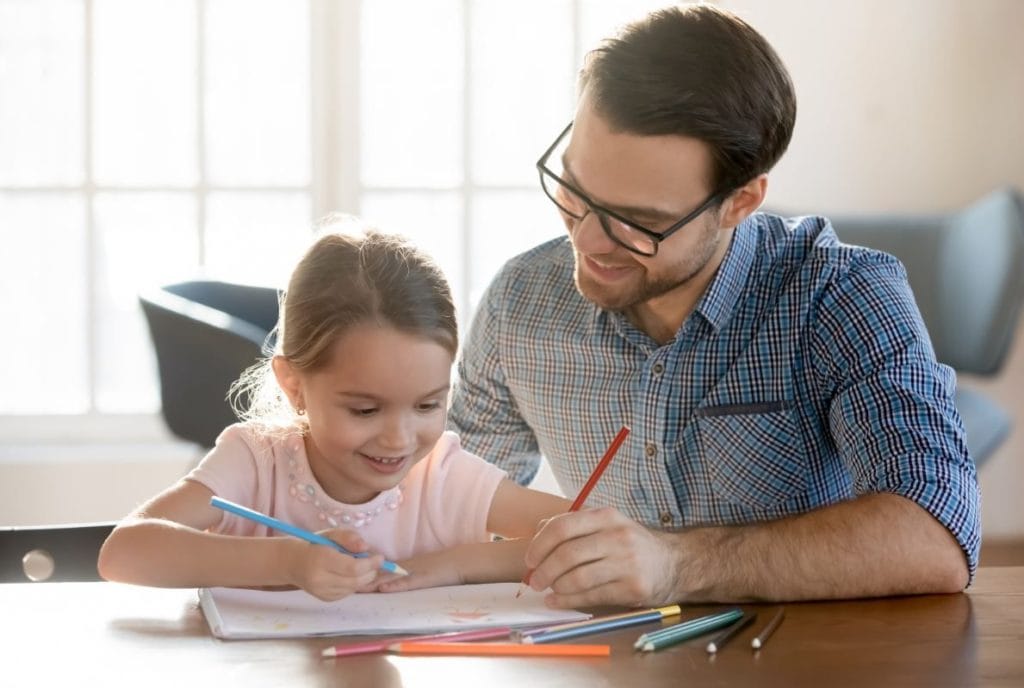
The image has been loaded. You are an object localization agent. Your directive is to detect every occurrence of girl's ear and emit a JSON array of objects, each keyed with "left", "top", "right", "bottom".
[{"left": 271, "top": 355, "right": 303, "bottom": 411}]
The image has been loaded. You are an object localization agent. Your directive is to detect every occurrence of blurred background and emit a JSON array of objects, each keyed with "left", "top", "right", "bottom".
[{"left": 1, "top": 0, "right": 1021, "bottom": 556}]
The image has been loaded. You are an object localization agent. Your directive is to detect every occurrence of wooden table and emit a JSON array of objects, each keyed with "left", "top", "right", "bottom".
[{"left": 3, "top": 567, "right": 1022, "bottom": 687}]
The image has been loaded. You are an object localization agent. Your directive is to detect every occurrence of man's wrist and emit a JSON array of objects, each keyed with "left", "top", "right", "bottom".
[{"left": 661, "top": 526, "right": 726, "bottom": 602}]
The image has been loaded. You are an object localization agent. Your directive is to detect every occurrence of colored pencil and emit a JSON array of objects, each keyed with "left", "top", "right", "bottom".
[
  {"left": 705, "top": 611, "right": 757, "bottom": 653},
  {"left": 210, "top": 496, "right": 407, "bottom": 575},
  {"left": 751, "top": 607, "right": 785, "bottom": 650},
  {"left": 322, "top": 626, "right": 514, "bottom": 658},
  {"left": 518, "top": 604, "right": 679, "bottom": 638},
  {"left": 635, "top": 609, "right": 744, "bottom": 651},
  {"left": 516, "top": 425, "right": 631, "bottom": 596},
  {"left": 522, "top": 605, "right": 681, "bottom": 644},
  {"left": 386, "top": 642, "right": 611, "bottom": 657}
]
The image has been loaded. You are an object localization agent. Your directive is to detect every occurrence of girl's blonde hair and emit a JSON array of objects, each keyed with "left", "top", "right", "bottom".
[{"left": 230, "top": 218, "right": 458, "bottom": 433}]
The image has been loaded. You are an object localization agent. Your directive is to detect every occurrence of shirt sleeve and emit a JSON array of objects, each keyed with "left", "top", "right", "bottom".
[
  {"left": 449, "top": 265, "right": 544, "bottom": 485},
  {"left": 418, "top": 432, "right": 508, "bottom": 548},
  {"left": 810, "top": 251, "right": 981, "bottom": 580},
  {"left": 184, "top": 424, "right": 262, "bottom": 534}
]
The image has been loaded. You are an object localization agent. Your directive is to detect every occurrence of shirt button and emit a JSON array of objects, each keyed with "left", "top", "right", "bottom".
[
  {"left": 652, "top": 363, "right": 664, "bottom": 376},
  {"left": 659, "top": 512, "right": 673, "bottom": 526},
  {"left": 645, "top": 443, "right": 658, "bottom": 458}
]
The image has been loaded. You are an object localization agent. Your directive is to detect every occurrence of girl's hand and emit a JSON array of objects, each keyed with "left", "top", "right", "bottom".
[
  {"left": 371, "top": 549, "right": 466, "bottom": 593},
  {"left": 285, "top": 528, "right": 384, "bottom": 601}
]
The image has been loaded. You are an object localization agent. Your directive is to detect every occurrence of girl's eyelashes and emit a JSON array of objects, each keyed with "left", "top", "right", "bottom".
[{"left": 344, "top": 401, "right": 441, "bottom": 416}]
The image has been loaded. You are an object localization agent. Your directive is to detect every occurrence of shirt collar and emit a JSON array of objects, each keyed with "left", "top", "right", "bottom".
[{"left": 693, "top": 217, "right": 757, "bottom": 333}]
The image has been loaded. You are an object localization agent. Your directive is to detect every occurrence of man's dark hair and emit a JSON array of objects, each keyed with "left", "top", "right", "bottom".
[{"left": 579, "top": 4, "right": 797, "bottom": 194}]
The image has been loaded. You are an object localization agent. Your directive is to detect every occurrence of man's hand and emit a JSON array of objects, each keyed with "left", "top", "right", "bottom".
[{"left": 524, "top": 506, "right": 685, "bottom": 608}]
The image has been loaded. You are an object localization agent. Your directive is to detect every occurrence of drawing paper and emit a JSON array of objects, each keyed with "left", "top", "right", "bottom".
[{"left": 198, "top": 583, "right": 590, "bottom": 639}]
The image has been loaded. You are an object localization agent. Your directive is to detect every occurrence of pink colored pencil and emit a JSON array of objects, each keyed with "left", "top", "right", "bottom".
[{"left": 321, "top": 626, "right": 514, "bottom": 658}]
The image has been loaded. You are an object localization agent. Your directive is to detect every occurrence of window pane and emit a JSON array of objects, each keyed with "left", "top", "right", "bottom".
[
  {"left": 205, "top": 0, "right": 310, "bottom": 186},
  {"left": 0, "top": 193, "right": 87, "bottom": 413},
  {"left": 361, "top": 1, "right": 463, "bottom": 188},
  {"left": 93, "top": 192, "right": 199, "bottom": 413},
  {"left": 360, "top": 192, "right": 464, "bottom": 319},
  {"left": 0, "top": 0, "right": 83, "bottom": 185},
  {"left": 469, "top": 190, "right": 562, "bottom": 310},
  {"left": 205, "top": 191, "right": 312, "bottom": 287},
  {"left": 470, "top": 0, "right": 574, "bottom": 186},
  {"left": 93, "top": 0, "right": 197, "bottom": 186}
]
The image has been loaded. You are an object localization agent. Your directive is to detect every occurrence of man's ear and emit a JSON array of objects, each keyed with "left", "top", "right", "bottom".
[
  {"left": 271, "top": 355, "right": 302, "bottom": 410},
  {"left": 719, "top": 173, "right": 768, "bottom": 229}
]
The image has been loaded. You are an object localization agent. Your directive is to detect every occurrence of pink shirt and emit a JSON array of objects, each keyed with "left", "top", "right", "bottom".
[{"left": 186, "top": 425, "right": 507, "bottom": 561}]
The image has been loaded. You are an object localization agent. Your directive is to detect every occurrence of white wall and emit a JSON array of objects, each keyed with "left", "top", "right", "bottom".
[{"left": 726, "top": 0, "right": 1024, "bottom": 213}]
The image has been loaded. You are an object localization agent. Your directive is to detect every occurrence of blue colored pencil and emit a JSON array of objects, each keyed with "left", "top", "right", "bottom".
[
  {"left": 634, "top": 608, "right": 744, "bottom": 651},
  {"left": 210, "top": 496, "right": 407, "bottom": 575},
  {"left": 523, "top": 605, "right": 682, "bottom": 644}
]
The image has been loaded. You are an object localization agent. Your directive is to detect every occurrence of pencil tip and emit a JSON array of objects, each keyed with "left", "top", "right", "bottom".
[
  {"left": 514, "top": 586, "right": 523, "bottom": 599},
  {"left": 321, "top": 648, "right": 335, "bottom": 658},
  {"left": 393, "top": 564, "right": 410, "bottom": 576}
]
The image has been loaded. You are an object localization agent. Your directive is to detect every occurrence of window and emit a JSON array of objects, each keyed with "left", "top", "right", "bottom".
[{"left": 0, "top": 0, "right": 663, "bottom": 445}]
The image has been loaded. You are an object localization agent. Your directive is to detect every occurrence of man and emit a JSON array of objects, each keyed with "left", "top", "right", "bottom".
[{"left": 449, "top": 4, "right": 978, "bottom": 607}]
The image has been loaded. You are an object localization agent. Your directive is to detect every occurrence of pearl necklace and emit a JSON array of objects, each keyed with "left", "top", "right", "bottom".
[{"left": 285, "top": 437, "right": 404, "bottom": 528}]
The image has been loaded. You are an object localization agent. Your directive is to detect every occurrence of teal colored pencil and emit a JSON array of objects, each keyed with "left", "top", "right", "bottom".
[
  {"left": 634, "top": 609, "right": 744, "bottom": 651},
  {"left": 523, "top": 605, "right": 681, "bottom": 644},
  {"left": 210, "top": 496, "right": 407, "bottom": 575}
]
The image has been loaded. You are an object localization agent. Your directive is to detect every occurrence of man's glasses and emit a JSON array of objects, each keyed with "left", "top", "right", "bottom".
[{"left": 536, "top": 121, "right": 726, "bottom": 257}]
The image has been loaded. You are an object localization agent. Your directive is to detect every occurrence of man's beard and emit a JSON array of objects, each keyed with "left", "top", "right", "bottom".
[{"left": 572, "top": 218, "right": 722, "bottom": 312}]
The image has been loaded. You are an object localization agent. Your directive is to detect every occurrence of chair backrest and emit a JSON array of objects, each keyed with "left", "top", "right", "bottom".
[
  {"left": 830, "top": 187, "right": 1024, "bottom": 376},
  {"left": 0, "top": 523, "right": 114, "bottom": 582},
  {"left": 139, "top": 281, "right": 281, "bottom": 448}
]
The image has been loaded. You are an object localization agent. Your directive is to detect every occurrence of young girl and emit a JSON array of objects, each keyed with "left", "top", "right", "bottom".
[{"left": 98, "top": 223, "right": 571, "bottom": 601}]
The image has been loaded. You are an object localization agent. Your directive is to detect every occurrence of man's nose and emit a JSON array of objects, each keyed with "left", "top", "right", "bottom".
[{"left": 571, "top": 209, "right": 619, "bottom": 254}]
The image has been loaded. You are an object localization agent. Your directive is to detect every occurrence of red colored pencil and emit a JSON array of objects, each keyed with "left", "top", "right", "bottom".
[
  {"left": 321, "top": 626, "right": 514, "bottom": 658},
  {"left": 517, "top": 426, "right": 631, "bottom": 596}
]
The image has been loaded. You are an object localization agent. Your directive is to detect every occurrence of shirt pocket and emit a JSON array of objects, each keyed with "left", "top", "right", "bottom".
[{"left": 695, "top": 402, "right": 807, "bottom": 509}]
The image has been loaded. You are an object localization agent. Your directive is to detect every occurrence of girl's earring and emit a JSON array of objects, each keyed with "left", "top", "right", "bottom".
[{"left": 296, "top": 406, "right": 306, "bottom": 416}]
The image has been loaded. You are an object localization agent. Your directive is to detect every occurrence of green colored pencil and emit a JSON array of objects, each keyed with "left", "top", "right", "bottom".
[{"left": 635, "top": 609, "right": 744, "bottom": 652}]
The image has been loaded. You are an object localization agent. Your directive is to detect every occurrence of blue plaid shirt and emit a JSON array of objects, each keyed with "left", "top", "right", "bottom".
[{"left": 450, "top": 212, "right": 980, "bottom": 577}]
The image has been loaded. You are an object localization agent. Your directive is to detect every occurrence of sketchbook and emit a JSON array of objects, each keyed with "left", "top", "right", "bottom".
[{"left": 198, "top": 583, "right": 591, "bottom": 639}]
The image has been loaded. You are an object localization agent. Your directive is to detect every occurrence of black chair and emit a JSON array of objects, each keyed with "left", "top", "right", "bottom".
[
  {"left": 0, "top": 523, "right": 115, "bottom": 582},
  {"left": 139, "top": 280, "right": 281, "bottom": 449},
  {"left": 830, "top": 187, "right": 1024, "bottom": 467}
]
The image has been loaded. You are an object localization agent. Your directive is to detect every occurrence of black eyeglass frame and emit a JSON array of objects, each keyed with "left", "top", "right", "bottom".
[{"left": 536, "top": 121, "right": 729, "bottom": 257}]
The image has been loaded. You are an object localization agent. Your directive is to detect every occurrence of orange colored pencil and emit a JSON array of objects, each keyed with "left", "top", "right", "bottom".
[
  {"left": 517, "top": 426, "right": 631, "bottom": 596},
  {"left": 386, "top": 642, "right": 610, "bottom": 657}
]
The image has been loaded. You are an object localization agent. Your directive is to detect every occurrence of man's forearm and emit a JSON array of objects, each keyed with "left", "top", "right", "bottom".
[{"left": 671, "top": 493, "right": 969, "bottom": 602}]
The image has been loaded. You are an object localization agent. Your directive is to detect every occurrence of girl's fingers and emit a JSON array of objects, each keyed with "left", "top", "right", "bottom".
[{"left": 320, "top": 528, "right": 369, "bottom": 553}]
